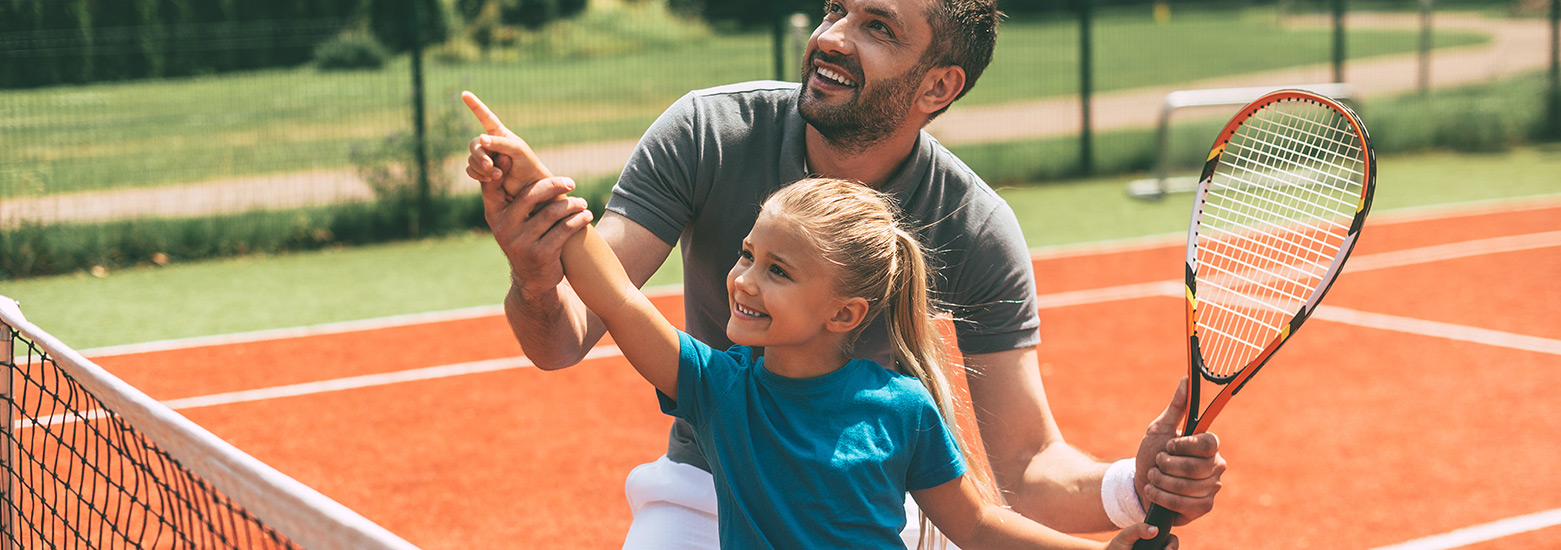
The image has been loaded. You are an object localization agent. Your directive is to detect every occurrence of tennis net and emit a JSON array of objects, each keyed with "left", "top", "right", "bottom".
[{"left": 0, "top": 295, "right": 421, "bottom": 550}]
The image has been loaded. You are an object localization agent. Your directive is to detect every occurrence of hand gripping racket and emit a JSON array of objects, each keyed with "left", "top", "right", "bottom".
[{"left": 1133, "top": 89, "right": 1376, "bottom": 550}]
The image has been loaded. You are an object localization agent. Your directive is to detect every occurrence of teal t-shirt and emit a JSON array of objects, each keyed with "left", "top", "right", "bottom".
[{"left": 659, "top": 331, "right": 967, "bottom": 549}]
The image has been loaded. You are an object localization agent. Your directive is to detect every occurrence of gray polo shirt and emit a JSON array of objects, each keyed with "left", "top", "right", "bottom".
[{"left": 608, "top": 81, "right": 1040, "bottom": 471}]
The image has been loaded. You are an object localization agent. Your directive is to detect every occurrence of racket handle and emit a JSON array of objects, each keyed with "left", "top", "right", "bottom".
[{"left": 1132, "top": 504, "right": 1178, "bottom": 550}]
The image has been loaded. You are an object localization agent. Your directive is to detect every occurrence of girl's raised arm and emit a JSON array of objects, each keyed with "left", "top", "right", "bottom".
[
  {"left": 463, "top": 92, "right": 680, "bottom": 399},
  {"left": 558, "top": 226, "right": 681, "bottom": 399}
]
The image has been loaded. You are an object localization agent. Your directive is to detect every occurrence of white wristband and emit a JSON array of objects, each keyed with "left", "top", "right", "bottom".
[{"left": 1102, "top": 458, "right": 1146, "bottom": 528}]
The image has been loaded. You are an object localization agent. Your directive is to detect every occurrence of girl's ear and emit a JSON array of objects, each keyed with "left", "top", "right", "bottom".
[{"left": 826, "top": 297, "right": 871, "bottom": 334}]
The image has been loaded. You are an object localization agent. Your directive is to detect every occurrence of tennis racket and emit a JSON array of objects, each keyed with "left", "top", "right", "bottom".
[{"left": 1133, "top": 89, "right": 1376, "bottom": 550}]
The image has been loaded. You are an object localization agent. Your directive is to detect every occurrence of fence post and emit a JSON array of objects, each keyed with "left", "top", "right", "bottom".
[
  {"left": 1418, "top": 0, "right": 1433, "bottom": 94},
  {"left": 409, "top": 0, "right": 431, "bottom": 237},
  {"left": 773, "top": 5, "right": 787, "bottom": 81},
  {"left": 1333, "top": 0, "right": 1346, "bottom": 83},
  {"left": 1549, "top": 0, "right": 1560, "bottom": 139},
  {"left": 1078, "top": 0, "right": 1094, "bottom": 175}
]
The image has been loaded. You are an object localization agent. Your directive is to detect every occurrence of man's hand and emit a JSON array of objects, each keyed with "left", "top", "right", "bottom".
[
  {"left": 1135, "top": 378, "right": 1226, "bottom": 526},
  {"left": 460, "top": 91, "right": 592, "bottom": 299}
]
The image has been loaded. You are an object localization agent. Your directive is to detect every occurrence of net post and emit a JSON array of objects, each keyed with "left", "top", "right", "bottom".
[{"left": 1, "top": 298, "right": 15, "bottom": 550}]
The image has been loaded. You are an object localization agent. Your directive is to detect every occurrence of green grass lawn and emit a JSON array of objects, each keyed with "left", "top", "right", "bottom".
[
  {"left": 6, "top": 144, "right": 1557, "bottom": 350},
  {"left": 0, "top": 9, "right": 1487, "bottom": 198}
]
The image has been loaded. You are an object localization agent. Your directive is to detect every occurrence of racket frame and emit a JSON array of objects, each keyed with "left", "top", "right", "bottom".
[{"left": 1179, "top": 88, "right": 1375, "bottom": 438}]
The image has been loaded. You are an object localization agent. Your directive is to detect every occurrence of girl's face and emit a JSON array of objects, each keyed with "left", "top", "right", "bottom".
[{"left": 725, "top": 208, "right": 858, "bottom": 353}]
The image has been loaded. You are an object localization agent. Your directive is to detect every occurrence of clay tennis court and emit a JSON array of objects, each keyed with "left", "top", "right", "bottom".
[{"left": 76, "top": 198, "right": 1561, "bottom": 549}]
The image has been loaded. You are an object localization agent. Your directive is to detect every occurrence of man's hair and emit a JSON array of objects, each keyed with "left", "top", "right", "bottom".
[{"left": 921, "top": 0, "right": 1001, "bottom": 119}]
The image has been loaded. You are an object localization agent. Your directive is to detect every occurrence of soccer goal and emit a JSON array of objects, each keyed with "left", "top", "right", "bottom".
[{"left": 1125, "top": 83, "right": 1355, "bottom": 201}]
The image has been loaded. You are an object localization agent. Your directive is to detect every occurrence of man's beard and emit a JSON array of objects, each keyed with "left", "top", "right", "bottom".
[{"left": 798, "top": 51, "right": 926, "bottom": 154}]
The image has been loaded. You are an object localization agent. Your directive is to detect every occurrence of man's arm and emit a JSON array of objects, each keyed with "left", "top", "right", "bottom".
[
  {"left": 964, "top": 348, "right": 1224, "bottom": 533},
  {"left": 964, "top": 347, "right": 1110, "bottom": 532}
]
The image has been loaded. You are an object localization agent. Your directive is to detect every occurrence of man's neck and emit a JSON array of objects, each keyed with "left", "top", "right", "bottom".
[{"left": 803, "top": 125, "right": 920, "bottom": 189}]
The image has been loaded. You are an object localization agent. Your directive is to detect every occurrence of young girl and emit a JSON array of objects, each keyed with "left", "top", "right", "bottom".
[{"left": 470, "top": 124, "right": 1163, "bottom": 549}]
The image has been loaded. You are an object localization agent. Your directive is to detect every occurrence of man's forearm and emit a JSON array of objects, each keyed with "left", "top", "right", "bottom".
[
  {"left": 966, "top": 347, "right": 1122, "bottom": 533},
  {"left": 503, "top": 278, "right": 599, "bottom": 370},
  {"left": 1003, "top": 441, "right": 1118, "bottom": 534}
]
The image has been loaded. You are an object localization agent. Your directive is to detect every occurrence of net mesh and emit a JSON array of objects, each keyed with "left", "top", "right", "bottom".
[
  {"left": 1194, "top": 97, "right": 1367, "bottom": 379},
  {"left": 1, "top": 299, "right": 418, "bottom": 550}
]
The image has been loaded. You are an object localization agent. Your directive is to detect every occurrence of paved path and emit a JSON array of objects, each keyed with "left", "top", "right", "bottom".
[{"left": 1, "top": 13, "right": 1550, "bottom": 226}]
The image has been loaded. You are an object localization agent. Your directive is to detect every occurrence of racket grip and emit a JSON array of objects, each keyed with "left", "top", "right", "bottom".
[{"left": 1132, "top": 504, "right": 1178, "bottom": 550}]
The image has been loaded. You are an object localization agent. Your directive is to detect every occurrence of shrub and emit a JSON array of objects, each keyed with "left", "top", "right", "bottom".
[{"left": 314, "top": 31, "right": 391, "bottom": 70}]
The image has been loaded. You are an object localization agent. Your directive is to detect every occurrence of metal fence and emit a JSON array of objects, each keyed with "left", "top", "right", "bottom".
[{"left": 0, "top": 0, "right": 1556, "bottom": 263}]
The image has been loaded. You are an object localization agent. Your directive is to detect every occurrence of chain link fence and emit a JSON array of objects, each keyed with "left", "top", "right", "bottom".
[{"left": 1, "top": 0, "right": 1556, "bottom": 278}]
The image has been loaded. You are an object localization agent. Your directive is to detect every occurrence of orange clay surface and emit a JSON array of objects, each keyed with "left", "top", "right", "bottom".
[{"left": 87, "top": 202, "right": 1561, "bottom": 549}]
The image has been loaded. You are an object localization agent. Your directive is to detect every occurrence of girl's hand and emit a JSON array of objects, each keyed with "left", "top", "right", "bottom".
[{"left": 1107, "top": 523, "right": 1176, "bottom": 550}]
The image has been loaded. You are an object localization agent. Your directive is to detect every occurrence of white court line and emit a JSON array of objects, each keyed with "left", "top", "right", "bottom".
[
  {"left": 1026, "top": 194, "right": 1561, "bottom": 260},
  {"left": 15, "top": 346, "right": 620, "bottom": 429},
  {"left": 1344, "top": 231, "right": 1561, "bottom": 273},
  {"left": 1035, "top": 281, "right": 1181, "bottom": 309},
  {"left": 161, "top": 344, "right": 618, "bottom": 411},
  {"left": 1313, "top": 306, "right": 1561, "bottom": 355},
  {"left": 1367, "top": 508, "right": 1561, "bottom": 550},
  {"left": 81, "top": 287, "right": 681, "bottom": 358}
]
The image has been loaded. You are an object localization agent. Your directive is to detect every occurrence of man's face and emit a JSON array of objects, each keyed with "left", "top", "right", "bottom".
[{"left": 798, "top": 0, "right": 937, "bottom": 150}]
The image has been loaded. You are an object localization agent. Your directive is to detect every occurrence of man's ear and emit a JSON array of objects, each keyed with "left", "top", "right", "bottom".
[
  {"left": 915, "top": 65, "right": 966, "bottom": 116},
  {"left": 826, "top": 297, "right": 871, "bottom": 334}
]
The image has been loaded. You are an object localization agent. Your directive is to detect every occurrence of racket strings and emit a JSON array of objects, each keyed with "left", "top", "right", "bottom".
[{"left": 1195, "top": 99, "right": 1366, "bottom": 378}]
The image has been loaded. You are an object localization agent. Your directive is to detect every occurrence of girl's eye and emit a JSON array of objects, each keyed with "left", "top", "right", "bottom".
[
  {"left": 768, "top": 265, "right": 790, "bottom": 279},
  {"left": 738, "top": 249, "right": 754, "bottom": 262}
]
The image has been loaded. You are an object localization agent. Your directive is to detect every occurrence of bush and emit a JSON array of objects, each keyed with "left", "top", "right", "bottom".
[
  {"left": 446, "top": 0, "right": 711, "bottom": 61},
  {"left": 314, "top": 31, "right": 391, "bottom": 70},
  {"left": 0, "top": 196, "right": 492, "bottom": 279},
  {"left": 1364, "top": 74, "right": 1546, "bottom": 155},
  {"left": 1433, "top": 100, "right": 1518, "bottom": 153}
]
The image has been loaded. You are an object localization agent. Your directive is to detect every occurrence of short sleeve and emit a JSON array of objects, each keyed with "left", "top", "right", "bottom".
[
  {"left": 945, "top": 201, "right": 1041, "bottom": 355},
  {"left": 904, "top": 389, "right": 967, "bottom": 492},
  {"left": 661, "top": 330, "right": 751, "bottom": 428},
  {"left": 659, "top": 331, "right": 710, "bottom": 421},
  {"left": 608, "top": 92, "right": 702, "bottom": 247}
]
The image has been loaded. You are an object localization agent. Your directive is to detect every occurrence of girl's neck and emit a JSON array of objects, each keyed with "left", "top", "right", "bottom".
[{"left": 760, "top": 340, "right": 853, "bottom": 379}]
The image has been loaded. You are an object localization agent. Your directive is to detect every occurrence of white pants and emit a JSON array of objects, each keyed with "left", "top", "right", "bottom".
[{"left": 622, "top": 455, "right": 957, "bottom": 550}]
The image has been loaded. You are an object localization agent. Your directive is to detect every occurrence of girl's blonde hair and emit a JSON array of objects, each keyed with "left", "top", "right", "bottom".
[{"left": 762, "top": 178, "right": 998, "bottom": 548}]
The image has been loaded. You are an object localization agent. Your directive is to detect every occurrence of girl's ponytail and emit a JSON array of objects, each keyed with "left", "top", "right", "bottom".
[{"left": 883, "top": 228, "right": 1001, "bottom": 550}]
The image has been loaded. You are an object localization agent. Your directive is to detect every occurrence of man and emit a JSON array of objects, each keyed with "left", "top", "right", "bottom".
[{"left": 467, "top": 0, "right": 1224, "bottom": 546}]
